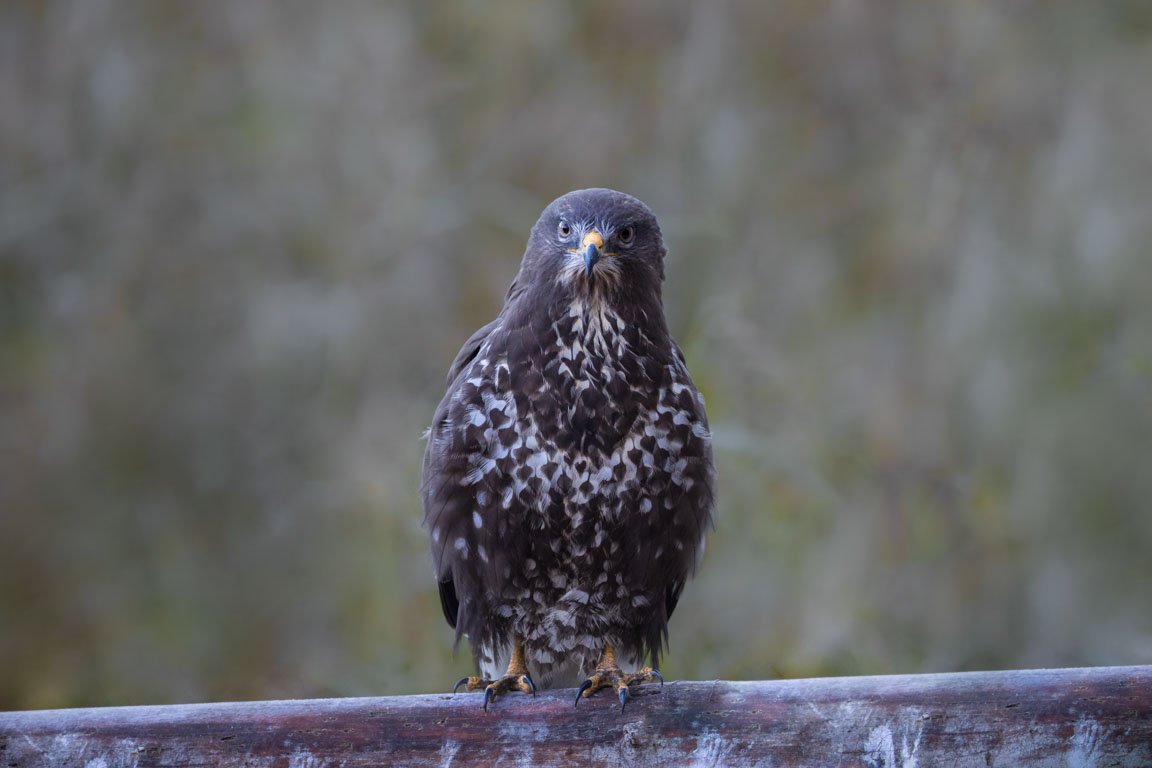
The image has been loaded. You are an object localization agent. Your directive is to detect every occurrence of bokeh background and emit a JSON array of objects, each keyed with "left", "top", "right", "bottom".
[{"left": 3, "top": 1, "right": 1151, "bottom": 710}]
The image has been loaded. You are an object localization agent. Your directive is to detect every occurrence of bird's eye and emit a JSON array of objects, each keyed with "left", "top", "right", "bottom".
[
  {"left": 618, "top": 225, "right": 635, "bottom": 244},
  {"left": 557, "top": 220, "right": 572, "bottom": 239}
]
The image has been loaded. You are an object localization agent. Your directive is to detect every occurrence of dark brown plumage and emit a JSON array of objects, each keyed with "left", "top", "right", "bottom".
[{"left": 421, "top": 188, "right": 715, "bottom": 704}]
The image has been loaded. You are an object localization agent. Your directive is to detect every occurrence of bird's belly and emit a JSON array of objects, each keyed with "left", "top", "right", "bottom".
[
  {"left": 497, "top": 448, "right": 660, "bottom": 663},
  {"left": 479, "top": 437, "right": 656, "bottom": 682}
]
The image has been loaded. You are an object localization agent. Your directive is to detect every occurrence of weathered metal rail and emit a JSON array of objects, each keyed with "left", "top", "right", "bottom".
[{"left": 1, "top": 665, "right": 1149, "bottom": 766}]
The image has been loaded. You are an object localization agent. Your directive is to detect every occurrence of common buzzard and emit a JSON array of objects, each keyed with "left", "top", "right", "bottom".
[{"left": 422, "top": 188, "right": 715, "bottom": 709}]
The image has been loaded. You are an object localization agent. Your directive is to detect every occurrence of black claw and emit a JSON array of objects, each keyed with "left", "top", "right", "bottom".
[
  {"left": 652, "top": 669, "right": 664, "bottom": 686},
  {"left": 453, "top": 677, "right": 470, "bottom": 694},
  {"left": 483, "top": 687, "right": 495, "bottom": 711},
  {"left": 575, "top": 679, "right": 593, "bottom": 707},
  {"left": 619, "top": 686, "right": 628, "bottom": 711},
  {"left": 522, "top": 675, "right": 536, "bottom": 696}
]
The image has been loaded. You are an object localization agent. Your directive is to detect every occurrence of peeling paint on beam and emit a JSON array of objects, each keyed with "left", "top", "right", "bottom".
[{"left": 1, "top": 666, "right": 1150, "bottom": 767}]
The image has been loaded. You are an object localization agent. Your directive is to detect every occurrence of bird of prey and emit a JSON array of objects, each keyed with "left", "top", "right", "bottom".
[{"left": 421, "top": 188, "right": 715, "bottom": 709}]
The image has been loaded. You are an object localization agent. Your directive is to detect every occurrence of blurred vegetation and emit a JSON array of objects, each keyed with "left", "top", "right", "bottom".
[{"left": 2, "top": 1, "right": 1151, "bottom": 709}]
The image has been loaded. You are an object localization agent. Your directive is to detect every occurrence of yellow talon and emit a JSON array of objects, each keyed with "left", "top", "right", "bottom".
[
  {"left": 453, "top": 638, "right": 536, "bottom": 710},
  {"left": 574, "top": 645, "right": 663, "bottom": 711}
]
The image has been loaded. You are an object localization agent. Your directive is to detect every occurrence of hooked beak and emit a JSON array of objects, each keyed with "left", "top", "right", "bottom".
[
  {"left": 581, "top": 231, "right": 603, "bottom": 276},
  {"left": 583, "top": 243, "right": 601, "bottom": 276}
]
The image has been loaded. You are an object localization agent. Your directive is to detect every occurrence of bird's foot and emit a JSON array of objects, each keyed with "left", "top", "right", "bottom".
[
  {"left": 575, "top": 645, "right": 662, "bottom": 711},
  {"left": 453, "top": 673, "right": 536, "bottom": 710},
  {"left": 452, "top": 636, "right": 536, "bottom": 710}
]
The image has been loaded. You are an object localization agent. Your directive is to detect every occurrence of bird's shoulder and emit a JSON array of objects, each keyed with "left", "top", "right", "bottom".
[{"left": 443, "top": 318, "right": 500, "bottom": 390}]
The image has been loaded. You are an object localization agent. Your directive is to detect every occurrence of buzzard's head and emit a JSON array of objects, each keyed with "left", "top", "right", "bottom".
[{"left": 522, "top": 188, "right": 666, "bottom": 299}]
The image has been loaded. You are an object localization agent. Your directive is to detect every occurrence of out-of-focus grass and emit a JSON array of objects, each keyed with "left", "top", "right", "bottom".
[{"left": 1, "top": 1, "right": 1150, "bottom": 708}]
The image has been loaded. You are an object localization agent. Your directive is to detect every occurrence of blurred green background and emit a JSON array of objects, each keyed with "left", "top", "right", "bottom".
[{"left": 2, "top": 1, "right": 1151, "bottom": 710}]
